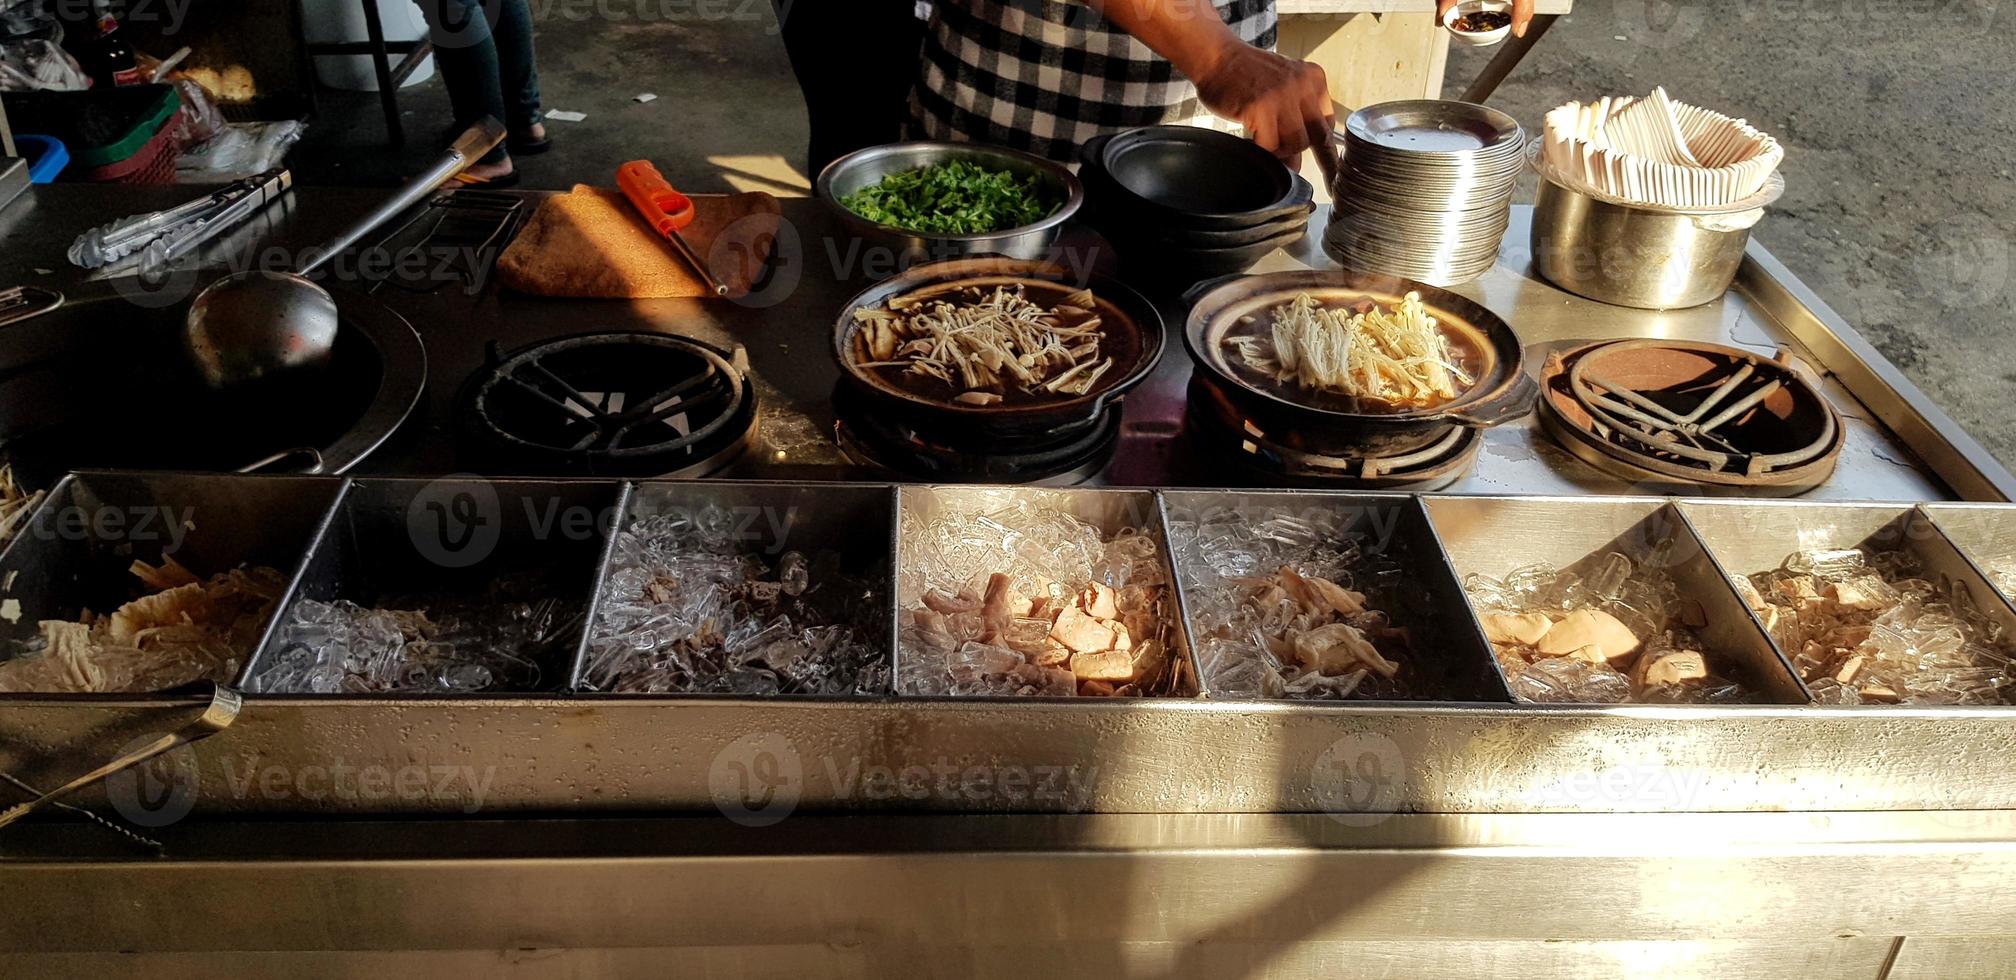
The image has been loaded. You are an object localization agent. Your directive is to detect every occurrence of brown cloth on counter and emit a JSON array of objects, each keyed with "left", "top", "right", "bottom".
[{"left": 497, "top": 184, "right": 781, "bottom": 299}]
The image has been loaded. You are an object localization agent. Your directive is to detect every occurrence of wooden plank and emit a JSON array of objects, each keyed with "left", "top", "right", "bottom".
[{"left": 1278, "top": 12, "right": 1449, "bottom": 109}]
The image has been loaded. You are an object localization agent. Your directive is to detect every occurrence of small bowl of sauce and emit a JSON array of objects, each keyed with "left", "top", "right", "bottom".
[{"left": 1444, "top": 0, "right": 1513, "bottom": 46}]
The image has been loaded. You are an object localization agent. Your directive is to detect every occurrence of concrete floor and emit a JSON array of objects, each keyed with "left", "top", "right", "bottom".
[{"left": 296, "top": 1, "right": 2016, "bottom": 468}]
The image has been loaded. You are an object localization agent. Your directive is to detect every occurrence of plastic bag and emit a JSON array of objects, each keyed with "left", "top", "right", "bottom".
[
  {"left": 167, "top": 78, "right": 227, "bottom": 146},
  {"left": 0, "top": 0, "right": 60, "bottom": 40},
  {"left": 0, "top": 38, "right": 86, "bottom": 91},
  {"left": 175, "top": 119, "right": 306, "bottom": 181}
]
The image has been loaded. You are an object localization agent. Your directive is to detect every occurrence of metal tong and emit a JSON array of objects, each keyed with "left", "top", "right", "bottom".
[
  {"left": 0, "top": 684, "right": 243, "bottom": 831},
  {"left": 68, "top": 168, "right": 294, "bottom": 276}
]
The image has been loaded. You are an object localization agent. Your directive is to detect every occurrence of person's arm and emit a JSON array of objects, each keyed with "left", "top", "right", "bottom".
[
  {"left": 1438, "top": 0, "right": 1537, "bottom": 36},
  {"left": 1085, "top": 0, "right": 1333, "bottom": 161}
]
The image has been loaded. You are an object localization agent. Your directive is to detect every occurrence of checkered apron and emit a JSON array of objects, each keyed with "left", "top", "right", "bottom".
[{"left": 909, "top": 0, "right": 1279, "bottom": 161}]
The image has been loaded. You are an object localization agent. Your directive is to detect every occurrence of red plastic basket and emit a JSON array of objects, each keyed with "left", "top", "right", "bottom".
[{"left": 68, "top": 107, "right": 184, "bottom": 184}]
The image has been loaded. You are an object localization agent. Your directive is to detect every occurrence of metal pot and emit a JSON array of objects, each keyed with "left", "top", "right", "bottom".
[
  {"left": 1184, "top": 269, "right": 1536, "bottom": 457},
  {"left": 1530, "top": 163, "right": 1785, "bottom": 310},
  {"left": 815, "top": 142, "right": 1083, "bottom": 270}
]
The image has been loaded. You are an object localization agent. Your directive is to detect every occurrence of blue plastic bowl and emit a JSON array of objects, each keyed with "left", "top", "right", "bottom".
[{"left": 15, "top": 134, "right": 69, "bottom": 183}]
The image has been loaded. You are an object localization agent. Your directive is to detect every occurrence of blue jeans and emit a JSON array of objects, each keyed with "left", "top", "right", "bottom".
[{"left": 416, "top": 0, "right": 543, "bottom": 163}]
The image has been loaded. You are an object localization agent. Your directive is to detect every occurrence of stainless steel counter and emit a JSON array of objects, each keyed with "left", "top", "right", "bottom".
[
  {"left": 4, "top": 184, "right": 2016, "bottom": 978},
  {"left": 4, "top": 184, "right": 2008, "bottom": 500}
]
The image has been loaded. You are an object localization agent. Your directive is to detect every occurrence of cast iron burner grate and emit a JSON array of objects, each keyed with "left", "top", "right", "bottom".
[
  {"left": 1181, "top": 376, "right": 1481, "bottom": 491},
  {"left": 1537, "top": 339, "right": 1842, "bottom": 493},
  {"left": 832, "top": 383, "right": 1118, "bottom": 485},
  {"left": 459, "top": 332, "right": 756, "bottom": 477}
]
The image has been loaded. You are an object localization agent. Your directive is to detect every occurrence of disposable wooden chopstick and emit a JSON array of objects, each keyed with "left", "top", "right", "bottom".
[{"left": 1541, "top": 89, "right": 1784, "bottom": 208}]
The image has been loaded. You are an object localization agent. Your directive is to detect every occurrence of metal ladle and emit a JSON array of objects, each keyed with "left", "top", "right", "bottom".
[{"left": 181, "top": 117, "right": 507, "bottom": 390}]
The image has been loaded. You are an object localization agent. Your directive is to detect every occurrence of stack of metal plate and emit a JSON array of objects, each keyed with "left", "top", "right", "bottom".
[{"left": 1323, "top": 100, "right": 1525, "bottom": 286}]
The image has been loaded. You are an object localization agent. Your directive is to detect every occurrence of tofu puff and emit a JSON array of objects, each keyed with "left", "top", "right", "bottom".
[
  {"left": 0, "top": 557, "right": 284, "bottom": 693},
  {"left": 1466, "top": 552, "right": 1762, "bottom": 705},
  {"left": 900, "top": 515, "right": 1177, "bottom": 698}
]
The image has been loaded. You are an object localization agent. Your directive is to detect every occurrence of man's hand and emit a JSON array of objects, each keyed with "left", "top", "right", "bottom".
[
  {"left": 1192, "top": 43, "right": 1334, "bottom": 163},
  {"left": 1088, "top": 0, "right": 1335, "bottom": 163},
  {"left": 1438, "top": 0, "right": 1537, "bottom": 37}
]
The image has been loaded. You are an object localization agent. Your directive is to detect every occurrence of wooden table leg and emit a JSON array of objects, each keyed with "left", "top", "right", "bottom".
[{"left": 358, "top": 0, "right": 406, "bottom": 145}]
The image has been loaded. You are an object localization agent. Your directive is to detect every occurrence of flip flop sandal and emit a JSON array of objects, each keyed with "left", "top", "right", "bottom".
[
  {"left": 509, "top": 133, "right": 553, "bottom": 155},
  {"left": 452, "top": 170, "right": 522, "bottom": 188}
]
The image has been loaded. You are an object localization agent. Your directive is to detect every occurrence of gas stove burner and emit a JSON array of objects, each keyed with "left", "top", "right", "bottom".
[
  {"left": 1538, "top": 339, "right": 1842, "bottom": 493},
  {"left": 1182, "top": 377, "right": 1480, "bottom": 491},
  {"left": 832, "top": 383, "right": 1118, "bottom": 485},
  {"left": 459, "top": 332, "right": 756, "bottom": 477}
]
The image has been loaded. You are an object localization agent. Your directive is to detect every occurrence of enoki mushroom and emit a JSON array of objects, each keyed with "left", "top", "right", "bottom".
[
  {"left": 1226, "top": 292, "right": 1472, "bottom": 408},
  {"left": 852, "top": 285, "right": 1113, "bottom": 402}
]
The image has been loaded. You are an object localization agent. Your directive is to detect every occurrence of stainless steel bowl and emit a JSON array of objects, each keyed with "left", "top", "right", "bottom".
[
  {"left": 816, "top": 141, "right": 1083, "bottom": 269},
  {"left": 1529, "top": 143, "right": 1787, "bottom": 310}
]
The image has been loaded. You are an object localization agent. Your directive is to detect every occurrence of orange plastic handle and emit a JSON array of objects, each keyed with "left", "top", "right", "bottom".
[{"left": 617, "top": 160, "right": 696, "bottom": 235}]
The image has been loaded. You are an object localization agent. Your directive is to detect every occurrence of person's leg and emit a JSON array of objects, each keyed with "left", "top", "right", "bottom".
[
  {"left": 772, "top": 0, "right": 927, "bottom": 177},
  {"left": 484, "top": 0, "right": 548, "bottom": 148},
  {"left": 416, "top": 0, "right": 512, "bottom": 168}
]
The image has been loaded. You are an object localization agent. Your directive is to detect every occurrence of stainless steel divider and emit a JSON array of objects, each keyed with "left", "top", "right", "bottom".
[
  {"left": 237, "top": 477, "right": 623, "bottom": 696},
  {"left": 1160, "top": 488, "right": 1512, "bottom": 703},
  {"left": 1920, "top": 502, "right": 2016, "bottom": 606},
  {"left": 1680, "top": 498, "right": 2016, "bottom": 706},
  {"left": 566, "top": 480, "right": 638, "bottom": 692},
  {"left": 570, "top": 479, "right": 901, "bottom": 696},
  {"left": 1422, "top": 495, "right": 1810, "bottom": 705},
  {"left": 233, "top": 475, "right": 357, "bottom": 691},
  {"left": 895, "top": 485, "right": 1202, "bottom": 699},
  {"left": 1666, "top": 502, "right": 1815, "bottom": 704}
]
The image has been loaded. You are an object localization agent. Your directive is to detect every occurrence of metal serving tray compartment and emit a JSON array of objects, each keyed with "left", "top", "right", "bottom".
[
  {"left": 1922, "top": 503, "right": 2016, "bottom": 603},
  {"left": 895, "top": 485, "right": 1201, "bottom": 697},
  {"left": 1424, "top": 496, "right": 1808, "bottom": 704},
  {"left": 1682, "top": 499, "right": 2016, "bottom": 705},
  {"left": 0, "top": 471, "right": 341, "bottom": 699},
  {"left": 10, "top": 480, "right": 2016, "bottom": 818},
  {"left": 1160, "top": 490, "right": 1509, "bottom": 702},
  {"left": 572, "top": 480, "right": 898, "bottom": 694},
  {"left": 239, "top": 477, "right": 620, "bottom": 695}
]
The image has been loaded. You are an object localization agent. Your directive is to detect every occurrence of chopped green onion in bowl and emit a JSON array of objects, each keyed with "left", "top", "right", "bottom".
[{"left": 839, "top": 159, "right": 1060, "bottom": 236}]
